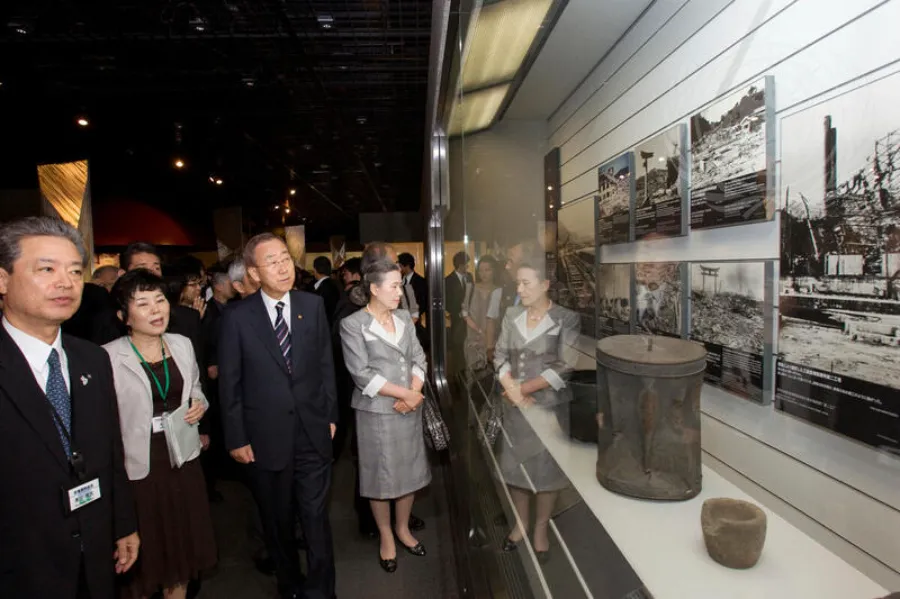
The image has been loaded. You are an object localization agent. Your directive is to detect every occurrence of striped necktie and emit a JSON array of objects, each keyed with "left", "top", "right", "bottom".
[{"left": 274, "top": 301, "right": 292, "bottom": 373}]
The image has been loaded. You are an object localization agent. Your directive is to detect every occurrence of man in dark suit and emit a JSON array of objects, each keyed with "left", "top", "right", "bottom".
[
  {"left": 398, "top": 253, "right": 429, "bottom": 352},
  {"left": 312, "top": 256, "right": 340, "bottom": 327},
  {"left": 219, "top": 233, "right": 338, "bottom": 599},
  {"left": 0, "top": 216, "right": 139, "bottom": 599},
  {"left": 199, "top": 268, "right": 235, "bottom": 502},
  {"left": 444, "top": 251, "right": 472, "bottom": 377}
]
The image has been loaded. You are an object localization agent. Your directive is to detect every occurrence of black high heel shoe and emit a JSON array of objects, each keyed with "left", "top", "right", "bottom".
[
  {"left": 501, "top": 537, "right": 519, "bottom": 552},
  {"left": 379, "top": 552, "right": 398, "bottom": 573},
  {"left": 400, "top": 542, "right": 427, "bottom": 557}
]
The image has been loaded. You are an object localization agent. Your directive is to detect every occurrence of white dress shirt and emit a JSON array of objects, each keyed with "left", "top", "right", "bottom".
[
  {"left": 2, "top": 317, "right": 71, "bottom": 393},
  {"left": 314, "top": 277, "right": 327, "bottom": 291},
  {"left": 261, "top": 290, "right": 292, "bottom": 333}
]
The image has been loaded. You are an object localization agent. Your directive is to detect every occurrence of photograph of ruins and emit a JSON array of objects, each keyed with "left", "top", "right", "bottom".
[
  {"left": 557, "top": 197, "right": 597, "bottom": 332},
  {"left": 634, "top": 262, "right": 683, "bottom": 337},
  {"left": 597, "top": 152, "right": 634, "bottom": 244},
  {"left": 691, "top": 262, "right": 765, "bottom": 353},
  {"left": 780, "top": 71, "right": 900, "bottom": 393},
  {"left": 691, "top": 78, "right": 772, "bottom": 230},
  {"left": 634, "top": 124, "right": 688, "bottom": 240},
  {"left": 596, "top": 263, "right": 632, "bottom": 337}
]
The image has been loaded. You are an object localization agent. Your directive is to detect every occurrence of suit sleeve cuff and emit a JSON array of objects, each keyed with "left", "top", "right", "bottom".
[
  {"left": 363, "top": 375, "right": 387, "bottom": 398},
  {"left": 541, "top": 369, "right": 566, "bottom": 391},
  {"left": 412, "top": 366, "right": 425, "bottom": 381}
]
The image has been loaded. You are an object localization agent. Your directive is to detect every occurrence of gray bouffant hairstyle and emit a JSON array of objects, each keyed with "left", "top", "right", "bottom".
[{"left": 349, "top": 258, "right": 400, "bottom": 306}]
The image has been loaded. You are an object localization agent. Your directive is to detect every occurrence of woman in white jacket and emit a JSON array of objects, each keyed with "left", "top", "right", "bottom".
[{"left": 104, "top": 269, "right": 216, "bottom": 599}]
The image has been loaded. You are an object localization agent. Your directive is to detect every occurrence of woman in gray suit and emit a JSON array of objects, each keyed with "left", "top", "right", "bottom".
[
  {"left": 340, "top": 259, "right": 431, "bottom": 574},
  {"left": 494, "top": 260, "right": 579, "bottom": 562},
  {"left": 104, "top": 269, "right": 216, "bottom": 599}
]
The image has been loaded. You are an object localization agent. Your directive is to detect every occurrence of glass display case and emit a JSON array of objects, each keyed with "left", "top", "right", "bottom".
[{"left": 423, "top": 0, "right": 900, "bottom": 597}]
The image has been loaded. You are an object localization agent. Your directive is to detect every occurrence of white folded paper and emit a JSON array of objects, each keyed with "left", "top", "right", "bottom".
[{"left": 163, "top": 401, "right": 202, "bottom": 469}]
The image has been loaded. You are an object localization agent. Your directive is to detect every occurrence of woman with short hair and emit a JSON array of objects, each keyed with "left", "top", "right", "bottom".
[
  {"left": 340, "top": 258, "right": 431, "bottom": 573},
  {"left": 104, "top": 269, "right": 217, "bottom": 599}
]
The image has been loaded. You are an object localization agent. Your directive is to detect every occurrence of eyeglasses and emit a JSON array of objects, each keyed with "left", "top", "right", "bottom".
[{"left": 260, "top": 256, "right": 293, "bottom": 270}]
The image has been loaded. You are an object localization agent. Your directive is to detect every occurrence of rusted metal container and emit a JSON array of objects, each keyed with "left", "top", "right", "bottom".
[{"left": 596, "top": 335, "right": 706, "bottom": 501}]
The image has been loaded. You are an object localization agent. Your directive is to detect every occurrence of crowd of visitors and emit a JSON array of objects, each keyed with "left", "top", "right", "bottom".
[{"left": 0, "top": 214, "right": 570, "bottom": 599}]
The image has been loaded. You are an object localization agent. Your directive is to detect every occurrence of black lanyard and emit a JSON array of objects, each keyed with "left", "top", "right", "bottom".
[
  {"left": 46, "top": 398, "right": 87, "bottom": 480},
  {"left": 129, "top": 338, "right": 171, "bottom": 412}
]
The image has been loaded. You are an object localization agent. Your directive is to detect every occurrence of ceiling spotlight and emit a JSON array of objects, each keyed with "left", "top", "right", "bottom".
[
  {"left": 284, "top": 207, "right": 291, "bottom": 214},
  {"left": 302, "top": 144, "right": 313, "bottom": 151},
  {"left": 174, "top": 159, "right": 185, "bottom": 169},
  {"left": 242, "top": 77, "right": 256, "bottom": 88},
  {"left": 356, "top": 116, "right": 367, "bottom": 125},
  {"left": 317, "top": 14, "right": 335, "bottom": 29},
  {"left": 215, "top": 178, "right": 223, "bottom": 185},
  {"left": 547, "top": 185, "right": 553, "bottom": 191},
  {"left": 76, "top": 117, "right": 89, "bottom": 127},
  {"left": 289, "top": 189, "right": 297, "bottom": 196}
]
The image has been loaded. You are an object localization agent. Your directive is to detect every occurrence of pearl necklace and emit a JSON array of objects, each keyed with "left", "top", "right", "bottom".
[
  {"left": 365, "top": 306, "right": 392, "bottom": 328},
  {"left": 527, "top": 300, "right": 552, "bottom": 323}
]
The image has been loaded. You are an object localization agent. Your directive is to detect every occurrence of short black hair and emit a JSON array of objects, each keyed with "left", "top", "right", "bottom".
[
  {"left": 120, "top": 242, "right": 160, "bottom": 271},
  {"left": 453, "top": 251, "right": 469, "bottom": 269},
  {"left": 111, "top": 269, "right": 168, "bottom": 325},
  {"left": 397, "top": 253, "right": 415, "bottom": 269},
  {"left": 342, "top": 257, "right": 362, "bottom": 276},
  {"left": 313, "top": 256, "right": 333, "bottom": 276}
]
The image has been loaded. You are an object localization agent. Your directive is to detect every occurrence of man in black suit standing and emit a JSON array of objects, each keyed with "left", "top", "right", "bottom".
[
  {"left": 312, "top": 256, "right": 340, "bottom": 327},
  {"left": 398, "top": 253, "right": 429, "bottom": 351},
  {"left": 219, "top": 233, "right": 338, "bottom": 599},
  {"left": 444, "top": 251, "right": 472, "bottom": 377},
  {"left": 0, "top": 216, "right": 139, "bottom": 599}
]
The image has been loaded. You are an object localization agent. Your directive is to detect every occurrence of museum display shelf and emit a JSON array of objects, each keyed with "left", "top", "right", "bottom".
[{"left": 516, "top": 404, "right": 888, "bottom": 598}]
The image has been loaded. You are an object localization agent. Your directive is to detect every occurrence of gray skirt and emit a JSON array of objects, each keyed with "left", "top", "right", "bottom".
[{"left": 356, "top": 408, "right": 432, "bottom": 500}]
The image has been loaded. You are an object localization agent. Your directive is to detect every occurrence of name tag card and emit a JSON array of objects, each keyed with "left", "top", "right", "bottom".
[
  {"left": 152, "top": 416, "right": 165, "bottom": 433},
  {"left": 67, "top": 478, "right": 101, "bottom": 512}
]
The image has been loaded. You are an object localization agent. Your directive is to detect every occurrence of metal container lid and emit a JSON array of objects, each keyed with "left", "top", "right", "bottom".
[{"left": 596, "top": 335, "right": 707, "bottom": 378}]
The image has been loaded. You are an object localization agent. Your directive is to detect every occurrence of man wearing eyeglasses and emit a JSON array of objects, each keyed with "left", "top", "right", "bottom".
[{"left": 219, "top": 233, "right": 338, "bottom": 599}]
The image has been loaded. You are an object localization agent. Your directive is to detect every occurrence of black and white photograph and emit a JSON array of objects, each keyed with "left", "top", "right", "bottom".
[
  {"left": 633, "top": 262, "right": 683, "bottom": 338},
  {"left": 778, "top": 68, "right": 900, "bottom": 453},
  {"left": 557, "top": 198, "right": 596, "bottom": 332},
  {"left": 596, "top": 263, "right": 632, "bottom": 338},
  {"left": 634, "top": 124, "right": 688, "bottom": 240},
  {"left": 691, "top": 77, "right": 773, "bottom": 230},
  {"left": 596, "top": 152, "right": 634, "bottom": 244},
  {"left": 690, "top": 261, "right": 767, "bottom": 402}
]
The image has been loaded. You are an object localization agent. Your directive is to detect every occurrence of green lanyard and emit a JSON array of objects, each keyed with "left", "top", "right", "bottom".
[{"left": 129, "top": 338, "right": 171, "bottom": 412}]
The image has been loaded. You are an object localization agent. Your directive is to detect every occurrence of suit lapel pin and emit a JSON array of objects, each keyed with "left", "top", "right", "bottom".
[
  {"left": 297, "top": 314, "right": 303, "bottom": 320},
  {"left": 80, "top": 374, "right": 91, "bottom": 386}
]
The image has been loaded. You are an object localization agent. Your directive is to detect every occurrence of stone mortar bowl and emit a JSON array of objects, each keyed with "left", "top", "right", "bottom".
[{"left": 701, "top": 498, "right": 767, "bottom": 569}]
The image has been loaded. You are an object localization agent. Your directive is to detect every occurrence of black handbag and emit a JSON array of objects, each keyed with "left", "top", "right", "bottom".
[{"left": 422, "top": 381, "right": 450, "bottom": 452}]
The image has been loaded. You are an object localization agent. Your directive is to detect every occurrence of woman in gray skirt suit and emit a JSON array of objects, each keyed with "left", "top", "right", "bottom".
[
  {"left": 340, "top": 258, "right": 431, "bottom": 573},
  {"left": 495, "top": 260, "right": 580, "bottom": 562}
]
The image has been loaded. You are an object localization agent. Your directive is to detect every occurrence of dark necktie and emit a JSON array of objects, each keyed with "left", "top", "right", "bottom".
[
  {"left": 402, "top": 278, "right": 411, "bottom": 311},
  {"left": 274, "top": 301, "right": 293, "bottom": 373},
  {"left": 46, "top": 349, "right": 72, "bottom": 456}
]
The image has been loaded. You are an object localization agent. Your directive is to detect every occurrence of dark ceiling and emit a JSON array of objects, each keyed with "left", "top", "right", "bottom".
[{"left": 0, "top": 0, "right": 432, "bottom": 243}]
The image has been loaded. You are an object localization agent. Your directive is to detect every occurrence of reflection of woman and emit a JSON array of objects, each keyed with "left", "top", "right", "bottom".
[
  {"left": 462, "top": 256, "right": 502, "bottom": 370},
  {"left": 105, "top": 270, "right": 217, "bottom": 599},
  {"left": 494, "top": 261, "right": 579, "bottom": 561},
  {"left": 340, "top": 259, "right": 431, "bottom": 573}
]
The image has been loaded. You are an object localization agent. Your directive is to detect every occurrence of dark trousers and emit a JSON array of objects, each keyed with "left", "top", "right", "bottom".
[{"left": 248, "top": 421, "right": 335, "bottom": 599}]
